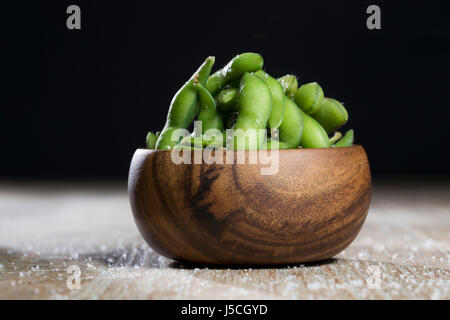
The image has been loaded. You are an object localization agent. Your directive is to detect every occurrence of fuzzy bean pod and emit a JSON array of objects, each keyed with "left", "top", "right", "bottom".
[
  {"left": 146, "top": 132, "right": 158, "bottom": 149},
  {"left": 278, "top": 74, "right": 298, "bottom": 98},
  {"left": 333, "top": 129, "right": 354, "bottom": 147},
  {"left": 196, "top": 83, "right": 224, "bottom": 134},
  {"left": 216, "top": 88, "right": 239, "bottom": 114},
  {"left": 312, "top": 98, "right": 348, "bottom": 133},
  {"left": 256, "top": 70, "right": 286, "bottom": 130},
  {"left": 156, "top": 57, "right": 215, "bottom": 150},
  {"left": 300, "top": 110, "right": 331, "bottom": 148},
  {"left": 277, "top": 97, "right": 303, "bottom": 149},
  {"left": 294, "top": 82, "right": 324, "bottom": 115},
  {"left": 206, "top": 53, "right": 264, "bottom": 96},
  {"left": 233, "top": 72, "right": 272, "bottom": 150}
]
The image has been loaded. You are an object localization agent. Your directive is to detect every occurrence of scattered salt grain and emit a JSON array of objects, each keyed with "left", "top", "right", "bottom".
[
  {"left": 424, "top": 239, "right": 433, "bottom": 249},
  {"left": 306, "top": 282, "right": 325, "bottom": 290},
  {"left": 431, "top": 289, "right": 441, "bottom": 300},
  {"left": 357, "top": 251, "right": 368, "bottom": 259}
]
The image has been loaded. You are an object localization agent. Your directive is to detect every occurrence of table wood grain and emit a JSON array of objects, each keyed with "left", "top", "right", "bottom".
[{"left": 0, "top": 180, "right": 448, "bottom": 299}]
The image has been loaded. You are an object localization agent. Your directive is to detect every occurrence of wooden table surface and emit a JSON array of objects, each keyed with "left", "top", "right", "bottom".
[{"left": 0, "top": 180, "right": 448, "bottom": 300}]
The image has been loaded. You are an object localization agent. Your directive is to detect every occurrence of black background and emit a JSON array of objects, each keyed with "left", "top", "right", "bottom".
[{"left": 2, "top": 1, "right": 450, "bottom": 180}]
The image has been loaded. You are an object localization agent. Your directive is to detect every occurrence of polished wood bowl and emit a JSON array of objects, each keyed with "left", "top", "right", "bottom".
[{"left": 128, "top": 146, "right": 371, "bottom": 265}]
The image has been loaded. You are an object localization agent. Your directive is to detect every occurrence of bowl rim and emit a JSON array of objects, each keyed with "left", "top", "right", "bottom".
[{"left": 137, "top": 145, "right": 363, "bottom": 153}]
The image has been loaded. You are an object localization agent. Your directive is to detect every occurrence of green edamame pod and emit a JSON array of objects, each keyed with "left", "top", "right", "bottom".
[
  {"left": 206, "top": 53, "right": 264, "bottom": 96},
  {"left": 294, "top": 82, "right": 324, "bottom": 115},
  {"left": 172, "top": 144, "right": 204, "bottom": 151},
  {"left": 278, "top": 98, "right": 303, "bottom": 149},
  {"left": 329, "top": 131, "right": 342, "bottom": 145},
  {"left": 216, "top": 88, "right": 239, "bottom": 114},
  {"left": 195, "top": 83, "right": 224, "bottom": 134},
  {"left": 278, "top": 74, "right": 298, "bottom": 98},
  {"left": 312, "top": 98, "right": 348, "bottom": 133},
  {"left": 178, "top": 135, "right": 224, "bottom": 149},
  {"left": 333, "top": 129, "right": 354, "bottom": 147},
  {"left": 255, "top": 70, "right": 285, "bottom": 130},
  {"left": 146, "top": 132, "right": 158, "bottom": 149},
  {"left": 234, "top": 72, "right": 272, "bottom": 150},
  {"left": 264, "top": 139, "right": 290, "bottom": 150},
  {"left": 300, "top": 109, "right": 331, "bottom": 148},
  {"left": 156, "top": 57, "right": 215, "bottom": 150}
]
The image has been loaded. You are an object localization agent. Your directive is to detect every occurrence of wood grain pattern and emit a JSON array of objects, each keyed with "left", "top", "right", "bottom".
[
  {"left": 128, "top": 146, "right": 372, "bottom": 265},
  {"left": 0, "top": 182, "right": 448, "bottom": 299}
]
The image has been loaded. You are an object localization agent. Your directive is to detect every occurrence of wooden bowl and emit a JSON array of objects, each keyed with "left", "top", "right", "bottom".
[{"left": 128, "top": 146, "right": 371, "bottom": 265}]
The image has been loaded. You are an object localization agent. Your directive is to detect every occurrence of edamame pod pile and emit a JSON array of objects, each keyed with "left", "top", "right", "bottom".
[{"left": 147, "top": 53, "right": 355, "bottom": 150}]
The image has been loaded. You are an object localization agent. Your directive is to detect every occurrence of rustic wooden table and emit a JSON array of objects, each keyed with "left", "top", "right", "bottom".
[{"left": 0, "top": 180, "right": 448, "bottom": 299}]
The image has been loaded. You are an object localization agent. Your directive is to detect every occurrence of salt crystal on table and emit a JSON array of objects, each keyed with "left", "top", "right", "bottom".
[
  {"left": 307, "top": 282, "right": 324, "bottom": 290},
  {"left": 358, "top": 251, "right": 368, "bottom": 259},
  {"left": 424, "top": 239, "right": 433, "bottom": 248}
]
